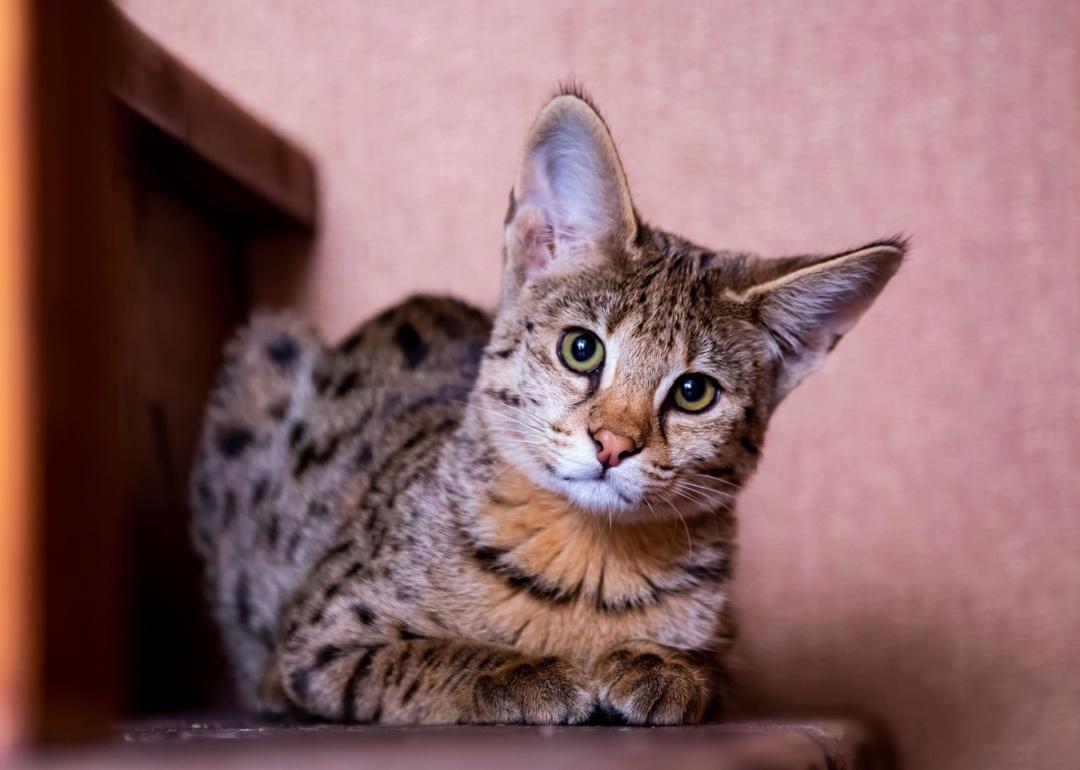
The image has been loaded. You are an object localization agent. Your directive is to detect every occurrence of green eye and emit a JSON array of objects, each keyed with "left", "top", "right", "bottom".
[
  {"left": 559, "top": 329, "right": 605, "bottom": 374},
  {"left": 672, "top": 374, "right": 718, "bottom": 413}
]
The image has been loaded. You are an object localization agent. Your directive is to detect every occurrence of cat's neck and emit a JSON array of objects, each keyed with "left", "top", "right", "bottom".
[{"left": 458, "top": 464, "right": 735, "bottom": 612}]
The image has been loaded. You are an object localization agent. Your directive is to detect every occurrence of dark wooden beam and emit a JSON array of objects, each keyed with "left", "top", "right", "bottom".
[
  {"left": 109, "top": 7, "right": 318, "bottom": 230},
  {"left": 31, "top": 0, "right": 128, "bottom": 743}
]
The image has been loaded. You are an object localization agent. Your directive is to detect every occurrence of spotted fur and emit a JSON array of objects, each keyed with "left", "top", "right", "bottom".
[{"left": 191, "top": 88, "right": 905, "bottom": 725}]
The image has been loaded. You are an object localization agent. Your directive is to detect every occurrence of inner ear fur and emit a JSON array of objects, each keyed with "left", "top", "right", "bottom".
[
  {"left": 502, "top": 92, "right": 637, "bottom": 302},
  {"left": 744, "top": 240, "right": 906, "bottom": 402}
]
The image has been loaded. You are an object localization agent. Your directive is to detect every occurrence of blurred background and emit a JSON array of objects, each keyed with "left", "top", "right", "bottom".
[{"left": 1, "top": 1, "right": 1077, "bottom": 769}]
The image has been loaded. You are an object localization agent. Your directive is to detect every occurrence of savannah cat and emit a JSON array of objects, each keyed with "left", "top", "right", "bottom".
[{"left": 190, "top": 86, "right": 904, "bottom": 726}]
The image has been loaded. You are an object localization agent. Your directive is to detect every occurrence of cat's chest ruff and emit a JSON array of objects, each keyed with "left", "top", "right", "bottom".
[{"left": 459, "top": 471, "right": 731, "bottom": 658}]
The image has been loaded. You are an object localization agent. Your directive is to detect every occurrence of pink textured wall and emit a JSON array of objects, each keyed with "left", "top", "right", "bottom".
[{"left": 118, "top": 2, "right": 1080, "bottom": 768}]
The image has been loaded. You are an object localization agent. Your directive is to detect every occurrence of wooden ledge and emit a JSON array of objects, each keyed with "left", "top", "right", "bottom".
[
  {"left": 109, "top": 6, "right": 317, "bottom": 229},
  {"left": 22, "top": 719, "right": 890, "bottom": 769}
]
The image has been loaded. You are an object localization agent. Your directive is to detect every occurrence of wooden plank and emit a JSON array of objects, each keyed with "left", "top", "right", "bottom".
[{"left": 109, "top": 6, "right": 317, "bottom": 229}]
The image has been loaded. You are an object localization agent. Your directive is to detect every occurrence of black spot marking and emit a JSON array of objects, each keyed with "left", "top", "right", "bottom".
[
  {"left": 294, "top": 436, "right": 341, "bottom": 478},
  {"left": 323, "top": 582, "right": 342, "bottom": 600},
  {"left": 312, "top": 368, "right": 333, "bottom": 395},
  {"left": 399, "top": 626, "right": 425, "bottom": 641},
  {"left": 216, "top": 426, "right": 253, "bottom": 458},
  {"left": 345, "top": 560, "right": 364, "bottom": 577},
  {"left": 492, "top": 348, "right": 514, "bottom": 358},
  {"left": 308, "top": 499, "right": 329, "bottom": 519},
  {"left": 312, "top": 540, "right": 354, "bottom": 572},
  {"left": 354, "top": 604, "right": 376, "bottom": 625},
  {"left": 401, "top": 677, "right": 421, "bottom": 705},
  {"left": 382, "top": 660, "right": 397, "bottom": 688},
  {"left": 267, "top": 335, "right": 298, "bottom": 366},
  {"left": 314, "top": 644, "right": 343, "bottom": 669},
  {"left": 342, "top": 645, "right": 385, "bottom": 722},
  {"left": 394, "top": 323, "right": 429, "bottom": 368},
  {"left": 354, "top": 444, "right": 373, "bottom": 470},
  {"left": 525, "top": 322, "right": 535, "bottom": 333},
  {"left": 401, "top": 427, "right": 430, "bottom": 452},
  {"left": 288, "top": 421, "right": 306, "bottom": 448},
  {"left": 419, "top": 646, "right": 439, "bottom": 665},
  {"left": 286, "top": 530, "right": 303, "bottom": 561},
  {"left": 268, "top": 398, "right": 289, "bottom": 421},
  {"left": 251, "top": 477, "right": 270, "bottom": 507},
  {"left": 333, "top": 369, "right": 360, "bottom": 398},
  {"left": 485, "top": 388, "right": 523, "bottom": 408},
  {"left": 338, "top": 330, "right": 364, "bottom": 354},
  {"left": 470, "top": 544, "right": 582, "bottom": 605}
]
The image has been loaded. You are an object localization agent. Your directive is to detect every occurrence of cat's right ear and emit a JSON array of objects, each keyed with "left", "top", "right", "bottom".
[{"left": 502, "top": 94, "right": 637, "bottom": 302}]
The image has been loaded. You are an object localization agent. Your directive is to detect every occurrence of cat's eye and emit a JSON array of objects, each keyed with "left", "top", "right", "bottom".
[
  {"left": 558, "top": 329, "right": 605, "bottom": 374},
  {"left": 672, "top": 373, "right": 718, "bottom": 413}
]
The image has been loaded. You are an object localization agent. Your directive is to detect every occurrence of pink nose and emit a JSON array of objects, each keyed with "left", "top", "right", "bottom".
[{"left": 593, "top": 428, "right": 637, "bottom": 469}]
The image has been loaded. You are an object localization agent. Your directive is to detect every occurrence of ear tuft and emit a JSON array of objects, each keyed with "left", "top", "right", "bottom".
[
  {"left": 502, "top": 90, "right": 636, "bottom": 300},
  {"left": 747, "top": 240, "right": 906, "bottom": 402},
  {"left": 553, "top": 77, "right": 605, "bottom": 119}
]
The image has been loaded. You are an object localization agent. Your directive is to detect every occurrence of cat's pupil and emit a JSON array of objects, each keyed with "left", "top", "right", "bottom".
[
  {"left": 681, "top": 376, "right": 706, "bottom": 402},
  {"left": 572, "top": 334, "right": 596, "bottom": 362}
]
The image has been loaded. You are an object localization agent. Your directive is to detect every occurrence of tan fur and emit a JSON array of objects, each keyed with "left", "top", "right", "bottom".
[{"left": 189, "top": 88, "right": 904, "bottom": 726}]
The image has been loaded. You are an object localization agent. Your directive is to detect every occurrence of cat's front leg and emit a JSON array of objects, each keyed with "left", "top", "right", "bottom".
[
  {"left": 279, "top": 635, "right": 596, "bottom": 725},
  {"left": 592, "top": 639, "right": 709, "bottom": 725}
]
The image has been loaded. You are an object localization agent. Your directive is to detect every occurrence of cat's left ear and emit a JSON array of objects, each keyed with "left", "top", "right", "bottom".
[
  {"left": 744, "top": 240, "right": 906, "bottom": 404},
  {"left": 502, "top": 93, "right": 637, "bottom": 301}
]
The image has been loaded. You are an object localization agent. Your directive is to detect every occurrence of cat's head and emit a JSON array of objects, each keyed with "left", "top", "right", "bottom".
[{"left": 476, "top": 88, "right": 904, "bottom": 518}]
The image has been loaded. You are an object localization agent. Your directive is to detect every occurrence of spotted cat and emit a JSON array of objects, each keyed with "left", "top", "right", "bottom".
[{"left": 190, "top": 87, "right": 905, "bottom": 725}]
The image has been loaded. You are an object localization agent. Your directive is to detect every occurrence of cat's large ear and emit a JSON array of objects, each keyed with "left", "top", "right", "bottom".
[
  {"left": 502, "top": 93, "right": 637, "bottom": 302},
  {"left": 744, "top": 240, "right": 906, "bottom": 404}
]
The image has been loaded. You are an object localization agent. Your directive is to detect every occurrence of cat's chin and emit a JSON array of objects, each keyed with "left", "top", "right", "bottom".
[{"left": 554, "top": 476, "right": 640, "bottom": 515}]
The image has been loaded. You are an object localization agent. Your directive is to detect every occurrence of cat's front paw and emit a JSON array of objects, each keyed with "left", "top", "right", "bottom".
[
  {"left": 472, "top": 656, "right": 596, "bottom": 724},
  {"left": 593, "top": 641, "right": 708, "bottom": 725}
]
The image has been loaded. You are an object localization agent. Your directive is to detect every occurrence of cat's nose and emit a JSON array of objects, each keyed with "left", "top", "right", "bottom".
[{"left": 592, "top": 428, "right": 638, "bottom": 469}]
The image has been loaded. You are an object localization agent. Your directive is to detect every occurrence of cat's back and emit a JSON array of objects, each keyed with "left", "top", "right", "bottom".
[{"left": 189, "top": 294, "right": 491, "bottom": 702}]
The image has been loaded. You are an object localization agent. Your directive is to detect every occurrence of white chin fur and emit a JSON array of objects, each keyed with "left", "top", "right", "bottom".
[{"left": 558, "top": 477, "right": 636, "bottom": 513}]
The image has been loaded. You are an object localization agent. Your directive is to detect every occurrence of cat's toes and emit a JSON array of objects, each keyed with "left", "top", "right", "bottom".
[
  {"left": 472, "top": 656, "right": 596, "bottom": 724},
  {"left": 594, "top": 647, "right": 708, "bottom": 725}
]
